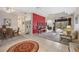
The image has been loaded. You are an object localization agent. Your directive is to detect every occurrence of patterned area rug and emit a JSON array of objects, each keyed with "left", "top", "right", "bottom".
[{"left": 7, "top": 40, "right": 39, "bottom": 52}]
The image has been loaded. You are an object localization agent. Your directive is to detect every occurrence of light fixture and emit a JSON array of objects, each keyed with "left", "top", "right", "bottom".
[
  {"left": 3, "top": 7, "right": 15, "bottom": 13},
  {"left": 67, "top": 25, "right": 71, "bottom": 29},
  {"left": 66, "top": 25, "right": 72, "bottom": 35}
]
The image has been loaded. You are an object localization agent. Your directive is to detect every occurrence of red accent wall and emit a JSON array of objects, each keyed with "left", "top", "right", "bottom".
[{"left": 32, "top": 13, "right": 46, "bottom": 34}]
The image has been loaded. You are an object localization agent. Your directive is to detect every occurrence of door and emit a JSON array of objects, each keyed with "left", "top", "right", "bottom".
[
  {"left": 25, "top": 20, "right": 31, "bottom": 34},
  {"left": 18, "top": 16, "right": 25, "bottom": 34}
]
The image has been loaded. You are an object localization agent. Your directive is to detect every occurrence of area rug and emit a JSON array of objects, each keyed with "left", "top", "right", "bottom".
[{"left": 7, "top": 40, "right": 39, "bottom": 52}]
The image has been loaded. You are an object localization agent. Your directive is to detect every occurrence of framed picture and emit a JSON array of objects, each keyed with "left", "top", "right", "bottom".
[
  {"left": 4, "top": 18, "right": 11, "bottom": 26},
  {"left": 75, "top": 15, "right": 78, "bottom": 24}
]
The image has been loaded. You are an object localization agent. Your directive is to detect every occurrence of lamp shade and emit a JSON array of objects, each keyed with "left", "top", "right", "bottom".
[{"left": 66, "top": 25, "right": 72, "bottom": 31}]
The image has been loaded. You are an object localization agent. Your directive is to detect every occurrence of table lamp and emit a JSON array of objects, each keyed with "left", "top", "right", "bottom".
[{"left": 66, "top": 25, "right": 72, "bottom": 35}]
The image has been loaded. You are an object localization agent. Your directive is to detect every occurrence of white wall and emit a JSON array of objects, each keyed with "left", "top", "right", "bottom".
[
  {"left": 47, "top": 20, "right": 53, "bottom": 27},
  {"left": 0, "top": 10, "right": 18, "bottom": 30},
  {"left": 73, "top": 8, "right": 79, "bottom": 31},
  {"left": 9, "top": 13, "right": 18, "bottom": 30}
]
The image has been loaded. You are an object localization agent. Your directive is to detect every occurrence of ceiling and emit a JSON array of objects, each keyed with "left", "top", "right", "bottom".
[
  {"left": 0, "top": 7, "right": 77, "bottom": 17},
  {"left": 13, "top": 7, "right": 77, "bottom": 16}
]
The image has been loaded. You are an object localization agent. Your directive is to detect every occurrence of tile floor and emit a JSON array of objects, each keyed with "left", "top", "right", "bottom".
[{"left": 0, "top": 34, "right": 69, "bottom": 52}]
